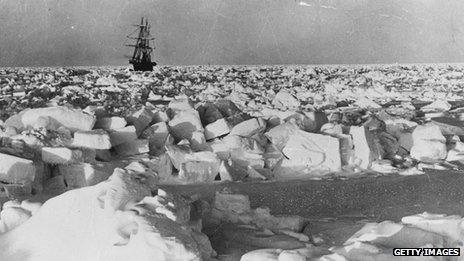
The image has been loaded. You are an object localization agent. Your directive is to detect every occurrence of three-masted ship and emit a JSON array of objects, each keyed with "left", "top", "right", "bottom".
[{"left": 126, "top": 17, "right": 157, "bottom": 71}]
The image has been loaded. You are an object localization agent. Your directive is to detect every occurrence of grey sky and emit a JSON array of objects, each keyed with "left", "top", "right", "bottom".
[{"left": 1, "top": 0, "right": 463, "bottom": 67}]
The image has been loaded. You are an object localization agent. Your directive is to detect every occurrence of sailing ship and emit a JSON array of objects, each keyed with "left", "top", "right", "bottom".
[{"left": 126, "top": 17, "right": 157, "bottom": 71}]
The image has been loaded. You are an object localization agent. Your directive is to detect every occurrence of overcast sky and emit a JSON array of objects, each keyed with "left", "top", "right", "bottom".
[{"left": 1, "top": 0, "right": 463, "bottom": 67}]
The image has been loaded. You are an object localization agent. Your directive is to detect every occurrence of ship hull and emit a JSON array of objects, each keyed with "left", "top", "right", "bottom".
[{"left": 130, "top": 61, "right": 157, "bottom": 71}]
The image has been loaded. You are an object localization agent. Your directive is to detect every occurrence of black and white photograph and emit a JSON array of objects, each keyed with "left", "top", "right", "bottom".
[{"left": 1, "top": 0, "right": 464, "bottom": 260}]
